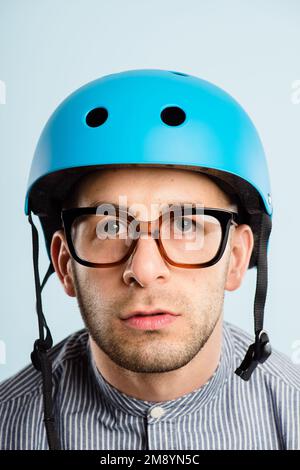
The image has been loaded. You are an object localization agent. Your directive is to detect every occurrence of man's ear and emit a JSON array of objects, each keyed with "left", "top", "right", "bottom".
[
  {"left": 225, "top": 224, "right": 254, "bottom": 291},
  {"left": 50, "top": 229, "right": 76, "bottom": 297}
]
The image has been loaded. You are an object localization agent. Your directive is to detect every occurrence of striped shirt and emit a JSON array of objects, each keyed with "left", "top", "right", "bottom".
[{"left": 0, "top": 321, "right": 299, "bottom": 450}]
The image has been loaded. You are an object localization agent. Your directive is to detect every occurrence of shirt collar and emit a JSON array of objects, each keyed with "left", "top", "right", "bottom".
[{"left": 87, "top": 321, "right": 234, "bottom": 421}]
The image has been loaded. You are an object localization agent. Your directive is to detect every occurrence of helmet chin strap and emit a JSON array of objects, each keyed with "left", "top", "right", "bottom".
[
  {"left": 235, "top": 212, "right": 272, "bottom": 380},
  {"left": 28, "top": 211, "right": 61, "bottom": 450}
]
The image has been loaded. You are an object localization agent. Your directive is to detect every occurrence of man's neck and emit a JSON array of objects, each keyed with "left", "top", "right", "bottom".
[{"left": 89, "top": 316, "right": 223, "bottom": 402}]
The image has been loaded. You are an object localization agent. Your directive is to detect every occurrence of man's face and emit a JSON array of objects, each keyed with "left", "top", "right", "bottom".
[{"left": 60, "top": 167, "right": 238, "bottom": 373}]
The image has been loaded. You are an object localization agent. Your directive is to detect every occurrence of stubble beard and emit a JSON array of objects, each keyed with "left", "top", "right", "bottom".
[{"left": 71, "top": 260, "right": 226, "bottom": 374}]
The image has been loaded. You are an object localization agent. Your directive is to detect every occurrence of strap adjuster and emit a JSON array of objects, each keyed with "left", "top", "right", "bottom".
[
  {"left": 235, "top": 330, "right": 272, "bottom": 381},
  {"left": 31, "top": 335, "right": 52, "bottom": 371}
]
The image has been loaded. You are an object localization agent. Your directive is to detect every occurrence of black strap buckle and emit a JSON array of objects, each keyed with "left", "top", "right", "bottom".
[
  {"left": 235, "top": 330, "right": 272, "bottom": 381},
  {"left": 31, "top": 328, "right": 53, "bottom": 371},
  {"left": 31, "top": 339, "right": 47, "bottom": 371}
]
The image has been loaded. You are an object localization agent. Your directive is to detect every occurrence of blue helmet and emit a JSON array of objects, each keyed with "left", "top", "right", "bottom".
[
  {"left": 26, "top": 68, "right": 272, "bottom": 269},
  {"left": 25, "top": 69, "right": 273, "bottom": 449}
]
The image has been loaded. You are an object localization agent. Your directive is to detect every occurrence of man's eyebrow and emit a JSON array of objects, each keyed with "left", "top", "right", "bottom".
[
  {"left": 86, "top": 200, "right": 129, "bottom": 210},
  {"left": 85, "top": 200, "right": 205, "bottom": 210}
]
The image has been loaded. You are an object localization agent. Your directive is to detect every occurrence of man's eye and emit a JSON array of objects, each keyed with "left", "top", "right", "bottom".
[
  {"left": 174, "top": 217, "right": 195, "bottom": 232},
  {"left": 104, "top": 220, "right": 120, "bottom": 234},
  {"left": 96, "top": 218, "right": 127, "bottom": 238}
]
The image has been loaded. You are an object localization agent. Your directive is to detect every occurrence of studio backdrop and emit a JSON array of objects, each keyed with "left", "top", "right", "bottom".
[{"left": 0, "top": 0, "right": 300, "bottom": 381}]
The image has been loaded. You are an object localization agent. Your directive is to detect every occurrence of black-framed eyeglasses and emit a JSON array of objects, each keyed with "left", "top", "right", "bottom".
[{"left": 61, "top": 204, "right": 241, "bottom": 269}]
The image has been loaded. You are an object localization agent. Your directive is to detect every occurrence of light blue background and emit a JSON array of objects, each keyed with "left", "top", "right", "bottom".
[{"left": 0, "top": 0, "right": 300, "bottom": 381}]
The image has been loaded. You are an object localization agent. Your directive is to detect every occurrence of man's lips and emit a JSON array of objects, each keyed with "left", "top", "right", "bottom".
[
  {"left": 121, "top": 309, "right": 180, "bottom": 330},
  {"left": 122, "top": 309, "right": 180, "bottom": 320}
]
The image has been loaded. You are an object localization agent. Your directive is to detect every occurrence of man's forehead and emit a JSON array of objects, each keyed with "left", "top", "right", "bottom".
[
  {"left": 71, "top": 168, "right": 236, "bottom": 213},
  {"left": 76, "top": 166, "right": 218, "bottom": 194}
]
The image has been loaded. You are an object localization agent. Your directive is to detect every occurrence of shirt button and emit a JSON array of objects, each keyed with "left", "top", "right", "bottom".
[{"left": 150, "top": 406, "right": 165, "bottom": 419}]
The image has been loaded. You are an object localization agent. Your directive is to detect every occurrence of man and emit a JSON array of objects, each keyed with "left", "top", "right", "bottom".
[
  {"left": 0, "top": 69, "right": 299, "bottom": 450},
  {"left": 53, "top": 167, "right": 246, "bottom": 397}
]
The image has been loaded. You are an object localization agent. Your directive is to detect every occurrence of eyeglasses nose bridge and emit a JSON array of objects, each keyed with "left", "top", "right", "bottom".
[{"left": 133, "top": 217, "right": 161, "bottom": 239}]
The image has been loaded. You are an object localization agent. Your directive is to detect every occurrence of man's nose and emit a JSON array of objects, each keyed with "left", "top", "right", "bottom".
[{"left": 122, "top": 221, "right": 171, "bottom": 287}]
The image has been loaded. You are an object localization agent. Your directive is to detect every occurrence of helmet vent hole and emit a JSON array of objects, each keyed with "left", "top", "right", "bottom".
[
  {"left": 161, "top": 106, "right": 186, "bottom": 126},
  {"left": 86, "top": 107, "right": 108, "bottom": 127}
]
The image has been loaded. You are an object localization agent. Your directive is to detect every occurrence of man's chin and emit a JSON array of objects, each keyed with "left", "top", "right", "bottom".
[{"left": 93, "top": 339, "right": 203, "bottom": 374}]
